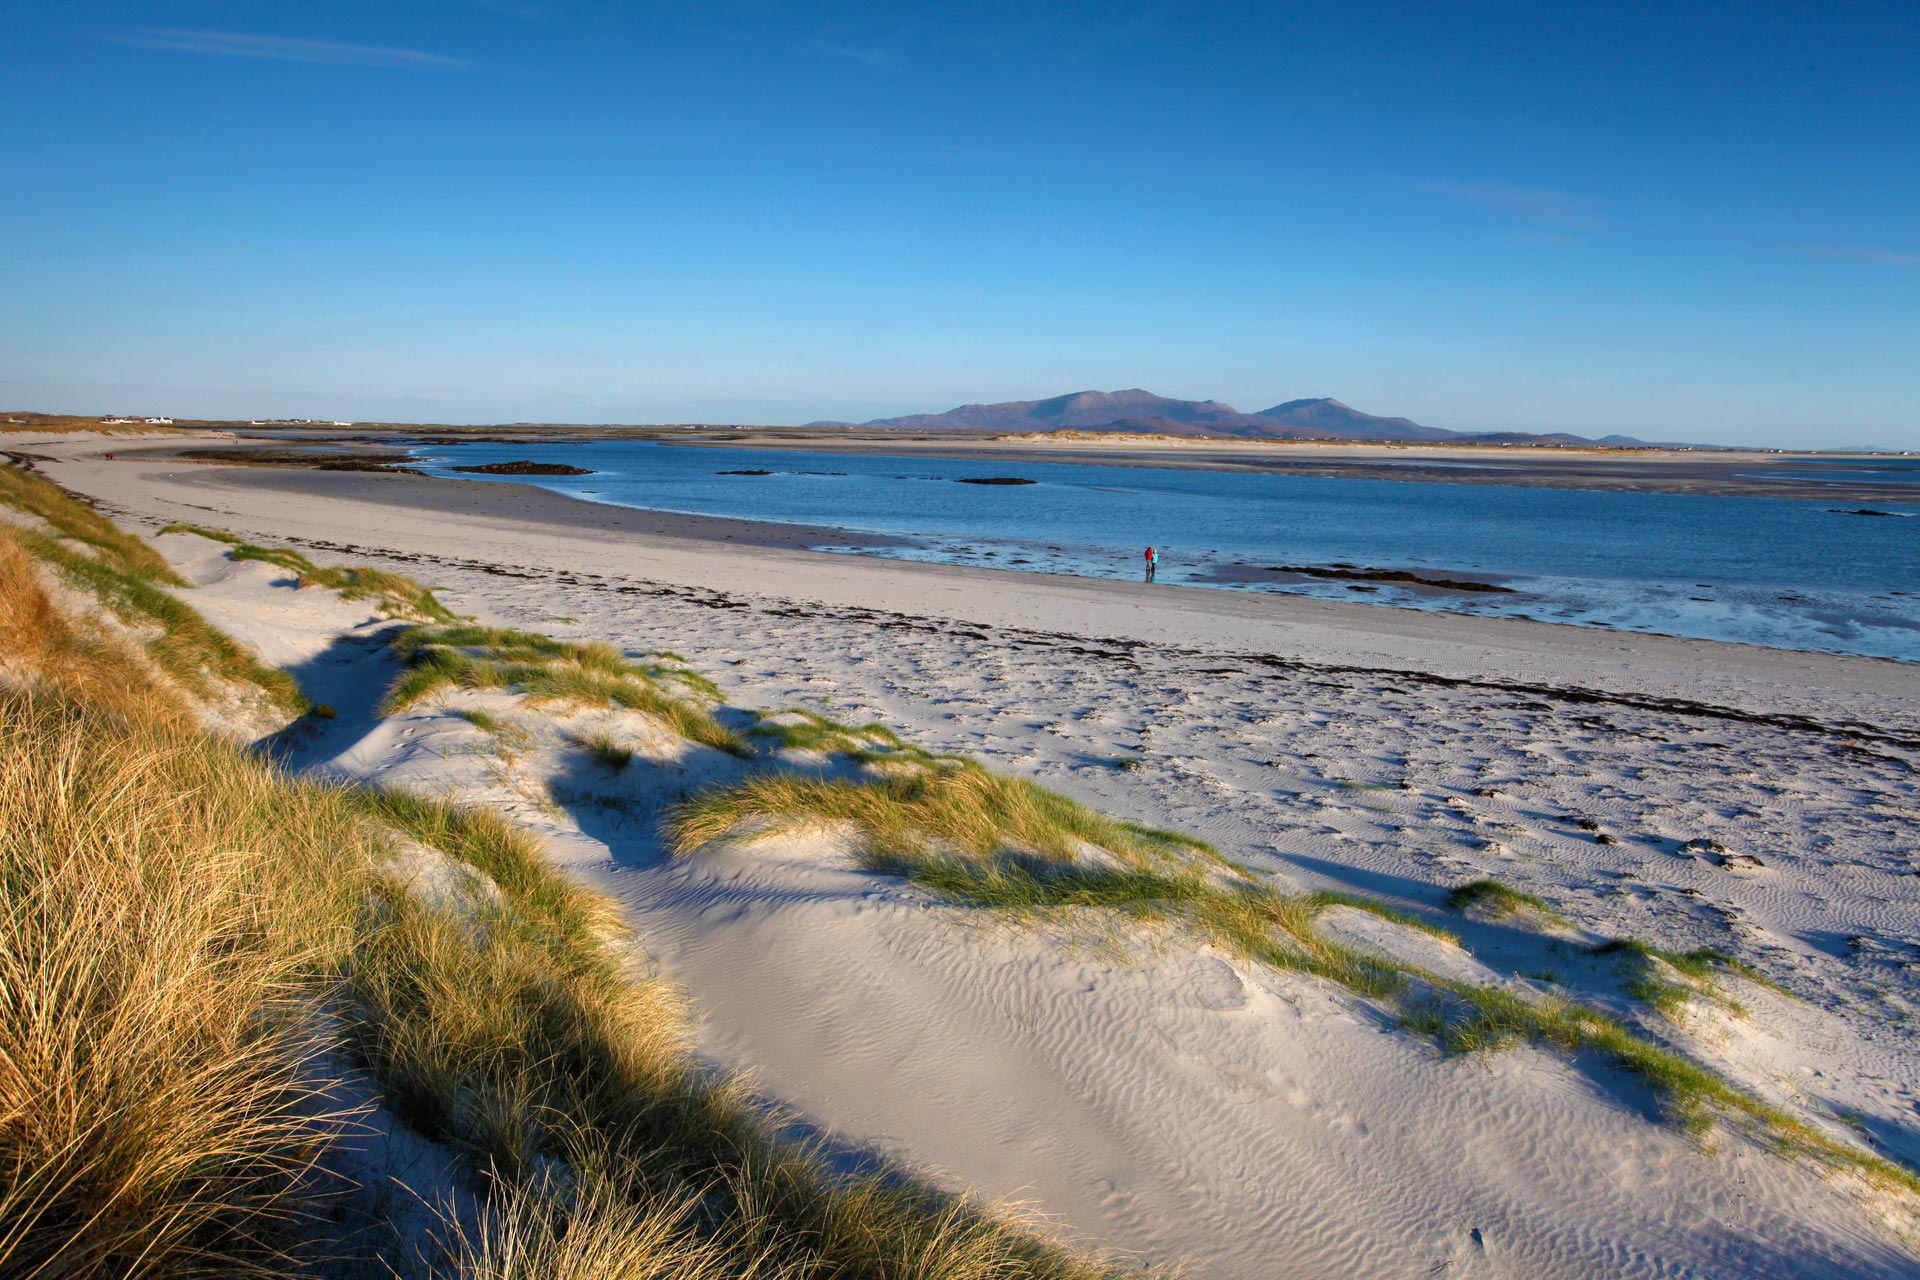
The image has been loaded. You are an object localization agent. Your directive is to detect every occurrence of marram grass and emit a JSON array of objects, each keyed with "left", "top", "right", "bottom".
[
  {"left": 2, "top": 470, "right": 304, "bottom": 716},
  {"left": 383, "top": 624, "right": 746, "bottom": 756},
  {"left": 158, "top": 523, "right": 461, "bottom": 624},
  {"left": 0, "top": 690, "right": 370, "bottom": 1277},
  {"left": 1445, "top": 877, "right": 1566, "bottom": 924}
]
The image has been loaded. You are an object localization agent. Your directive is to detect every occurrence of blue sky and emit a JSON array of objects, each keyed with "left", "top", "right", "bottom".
[{"left": 3, "top": 1, "right": 1915, "bottom": 446}]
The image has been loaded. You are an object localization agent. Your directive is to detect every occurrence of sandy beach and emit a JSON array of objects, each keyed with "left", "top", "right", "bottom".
[{"left": 23, "top": 435, "right": 1920, "bottom": 1277}]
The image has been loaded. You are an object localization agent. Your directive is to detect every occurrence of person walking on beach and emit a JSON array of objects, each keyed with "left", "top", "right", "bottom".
[{"left": 1144, "top": 545, "right": 1158, "bottom": 583}]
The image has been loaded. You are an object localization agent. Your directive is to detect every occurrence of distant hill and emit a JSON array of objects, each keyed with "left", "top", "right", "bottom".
[
  {"left": 862, "top": 389, "right": 1275, "bottom": 435},
  {"left": 849, "top": 389, "right": 1665, "bottom": 446},
  {"left": 1252, "top": 398, "right": 1455, "bottom": 442}
]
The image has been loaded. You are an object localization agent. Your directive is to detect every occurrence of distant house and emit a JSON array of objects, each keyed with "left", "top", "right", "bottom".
[{"left": 144, "top": 417, "right": 173, "bottom": 425}]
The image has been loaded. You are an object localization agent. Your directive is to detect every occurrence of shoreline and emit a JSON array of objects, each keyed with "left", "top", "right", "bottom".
[
  {"left": 110, "top": 444, "right": 910, "bottom": 552},
  {"left": 659, "top": 433, "right": 1920, "bottom": 503},
  {"left": 91, "top": 440, "right": 1920, "bottom": 667},
  {"left": 34, "top": 442, "right": 1920, "bottom": 710},
  {"left": 24, "top": 436, "right": 1920, "bottom": 1277}
]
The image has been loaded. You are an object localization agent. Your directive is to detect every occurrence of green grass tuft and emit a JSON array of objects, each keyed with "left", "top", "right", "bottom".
[
  {"left": 574, "top": 730, "right": 636, "bottom": 771},
  {"left": 1593, "top": 938, "right": 1789, "bottom": 1017},
  {"left": 383, "top": 624, "right": 747, "bottom": 756},
  {"left": 158, "top": 523, "right": 461, "bottom": 623},
  {"left": 1446, "top": 878, "right": 1566, "bottom": 924}
]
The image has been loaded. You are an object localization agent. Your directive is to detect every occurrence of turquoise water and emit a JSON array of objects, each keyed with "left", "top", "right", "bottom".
[{"left": 409, "top": 441, "right": 1920, "bottom": 661}]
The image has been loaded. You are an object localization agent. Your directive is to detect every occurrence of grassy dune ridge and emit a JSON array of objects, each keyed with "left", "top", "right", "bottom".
[
  {"left": 1, "top": 468, "right": 303, "bottom": 719},
  {"left": 158, "top": 523, "right": 461, "bottom": 625},
  {"left": 1, "top": 481, "right": 1138, "bottom": 1277},
  {"left": 383, "top": 624, "right": 745, "bottom": 760}
]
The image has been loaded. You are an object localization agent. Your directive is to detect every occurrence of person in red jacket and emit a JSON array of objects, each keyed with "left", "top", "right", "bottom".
[{"left": 1144, "top": 545, "right": 1158, "bottom": 583}]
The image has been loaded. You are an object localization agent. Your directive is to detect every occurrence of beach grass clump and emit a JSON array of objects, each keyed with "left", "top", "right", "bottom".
[
  {"left": 383, "top": 624, "right": 745, "bottom": 756},
  {"left": 1446, "top": 877, "right": 1567, "bottom": 924},
  {"left": 750, "top": 707, "right": 979, "bottom": 770},
  {"left": 458, "top": 706, "right": 506, "bottom": 733},
  {"left": 0, "top": 689, "right": 372, "bottom": 1278},
  {"left": 1595, "top": 937, "right": 1786, "bottom": 992},
  {"left": 573, "top": 729, "right": 636, "bottom": 771},
  {"left": 158, "top": 523, "right": 461, "bottom": 623},
  {"left": 0, "top": 530, "right": 193, "bottom": 724},
  {"left": 672, "top": 757, "right": 1217, "bottom": 867},
  {"left": 1592, "top": 937, "right": 1786, "bottom": 1018}
]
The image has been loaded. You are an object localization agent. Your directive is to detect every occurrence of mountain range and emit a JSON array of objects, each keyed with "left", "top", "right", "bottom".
[{"left": 809, "top": 389, "right": 1663, "bottom": 446}]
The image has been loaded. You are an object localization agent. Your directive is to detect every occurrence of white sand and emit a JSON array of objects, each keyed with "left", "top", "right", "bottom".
[{"left": 28, "top": 438, "right": 1920, "bottom": 1277}]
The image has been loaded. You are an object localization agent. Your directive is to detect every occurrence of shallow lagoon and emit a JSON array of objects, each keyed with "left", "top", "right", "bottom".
[{"left": 410, "top": 441, "right": 1920, "bottom": 661}]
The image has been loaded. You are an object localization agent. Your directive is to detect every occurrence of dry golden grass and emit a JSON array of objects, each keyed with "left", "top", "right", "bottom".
[
  {"left": 0, "top": 691, "right": 371, "bottom": 1278},
  {"left": 0, "top": 529, "right": 190, "bottom": 724},
  {"left": 427, "top": 1176, "right": 730, "bottom": 1280},
  {"left": 1, "top": 468, "right": 304, "bottom": 718}
]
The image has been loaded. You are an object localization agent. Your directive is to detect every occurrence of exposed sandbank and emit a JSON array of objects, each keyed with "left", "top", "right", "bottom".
[{"left": 658, "top": 431, "right": 1920, "bottom": 503}]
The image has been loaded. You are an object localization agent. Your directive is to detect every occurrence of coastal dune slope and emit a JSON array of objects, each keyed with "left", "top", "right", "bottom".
[
  {"left": 0, "top": 465, "right": 1142, "bottom": 1280},
  {"left": 170, "top": 516, "right": 1916, "bottom": 1279},
  {"left": 31, "top": 440, "right": 1918, "bottom": 1278}
]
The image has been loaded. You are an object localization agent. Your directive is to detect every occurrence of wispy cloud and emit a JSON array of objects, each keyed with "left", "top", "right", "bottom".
[
  {"left": 807, "top": 21, "right": 909, "bottom": 69},
  {"left": 1406, "top": 180, "right": 1601, "bottom": 230},
  {"left": 1801, "top": 243, "right": 1920, "bottom": 267},
  {"left": 107, "top": 28, "right": 471, "bottom": 71},
  {"left": 1506, "top": 228, "right": 1590, "bottom": 247},
  {"left": 454, "top": 0, "right": 552, "bottom": 18}
]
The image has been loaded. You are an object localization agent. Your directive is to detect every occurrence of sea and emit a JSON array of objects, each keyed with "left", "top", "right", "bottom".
[{"left": 405, "top": 441, "right": 1920, "bottom": 662}]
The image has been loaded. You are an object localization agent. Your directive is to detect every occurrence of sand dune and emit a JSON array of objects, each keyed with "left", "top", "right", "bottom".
[{"left": 28, "top": 437, "right": 1920, "bottom": 1276}]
